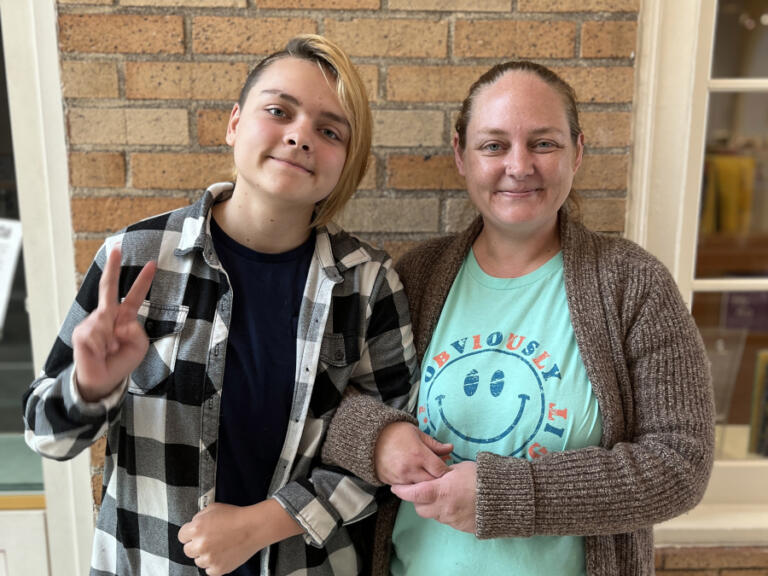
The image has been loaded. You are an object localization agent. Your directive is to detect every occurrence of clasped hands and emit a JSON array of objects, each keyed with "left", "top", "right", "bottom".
[{"left": 375, "top": 421, "right": 478, "bottom": 534}]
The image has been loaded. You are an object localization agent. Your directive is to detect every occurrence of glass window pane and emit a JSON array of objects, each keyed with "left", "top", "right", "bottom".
[
  {"left": 712, "top": 0, "right": 768, "bottom": 79},
  {"left": 692, "top": 291, "right": 768, "bottom": 460},
  {"left": 696, "top": 92, "right": 768, "bottom": 278}
]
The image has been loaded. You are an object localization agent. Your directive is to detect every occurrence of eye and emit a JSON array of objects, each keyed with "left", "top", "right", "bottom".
[
  {"left": 483, "top": 142, "right": 503, "bottom": 153},
  {"left": 490, "top": 370, "right": 505, "bottom": 397},
  {"left": 321, "top": 127, "right": 341, "bottom": 141},
  {"left": 531, "top": 140, "right": 560, "bottom": 152},
  {"left": 463, "top": 369, "right": 479, "bottom": 397},
  {"left": 266, "top": 106, "right": 286, "bottom": 118}
]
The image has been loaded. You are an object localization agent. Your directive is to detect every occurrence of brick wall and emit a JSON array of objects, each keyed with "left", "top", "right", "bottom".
[
  {"left": 656, "top": 547, "right": 768, "bottom": 576},
  {"left": 56, "top": 1, "right": 767, "bottom": 570},
  {"left": 57, "top": 0, "right": 637, "bottom": 277}
]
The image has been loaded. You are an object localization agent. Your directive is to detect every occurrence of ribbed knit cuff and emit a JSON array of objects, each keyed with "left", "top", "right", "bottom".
[
  {"left": 322, "top": 392, "right": 417, "bottom": 486},
  {"left": 475, "top": 451, "right": 535, "bottom": 539}
]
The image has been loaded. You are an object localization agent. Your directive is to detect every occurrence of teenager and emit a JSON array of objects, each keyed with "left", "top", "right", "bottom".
[{"left": 23, "top": 35, "right": 446, "bottom": 576}]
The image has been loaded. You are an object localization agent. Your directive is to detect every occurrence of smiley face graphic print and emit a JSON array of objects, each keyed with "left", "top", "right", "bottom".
[{"left": 391, "top": 250, "right": 602, "bottom": 576}]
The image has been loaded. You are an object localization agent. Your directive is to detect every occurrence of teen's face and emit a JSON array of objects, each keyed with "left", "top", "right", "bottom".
[
  {"left": 454, "top": 71, "right": 583, "bottom": 238},
  {"left": 226, "top": 57, "right": 350, "bottom": 212}
]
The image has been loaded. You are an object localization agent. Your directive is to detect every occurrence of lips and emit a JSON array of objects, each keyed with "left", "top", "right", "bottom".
[
  {"left": 269, "top": 156, "right": 314, "bottom": 174},
  {"left": 495, "top": 187, "right": 542, "bottom": 195}
]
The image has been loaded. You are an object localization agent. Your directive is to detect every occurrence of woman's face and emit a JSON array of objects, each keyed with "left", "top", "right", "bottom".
[
  {"left": 454, "top": 70, "right": 583, "bottom": 239},
  {"left": 226, "top": 57, "right": 350, "bottom": 213}
]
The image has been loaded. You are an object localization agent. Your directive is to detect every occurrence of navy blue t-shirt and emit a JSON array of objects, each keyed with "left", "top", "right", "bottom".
[{"left": 210, "top": 217, "right": 314, "bottom": 575}]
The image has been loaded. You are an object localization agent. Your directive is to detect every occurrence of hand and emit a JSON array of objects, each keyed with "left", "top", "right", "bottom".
[
  {"left": 374, "top": 422, "right": 453, "bottom": 485},
  {"left": 178, "top": 500, "right": 303, "bottom": 576},
  {"left": 72, "top": 247, "right": 156, "bottom": 402},
  {"left": 391, "top": 460, "right": 477, "bottom": 533}
]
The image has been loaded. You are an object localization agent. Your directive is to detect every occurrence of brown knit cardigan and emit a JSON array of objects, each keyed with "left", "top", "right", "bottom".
[{"left": 323, "top": 212, "right": 715, "bottom": 576}]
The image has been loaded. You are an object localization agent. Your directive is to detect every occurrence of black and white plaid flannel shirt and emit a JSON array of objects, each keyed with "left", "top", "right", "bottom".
[{"left": 23, "top": 182, "right": 418, "bottom": 575}]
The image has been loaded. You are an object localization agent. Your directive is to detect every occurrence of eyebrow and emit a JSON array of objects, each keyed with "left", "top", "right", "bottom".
[
  {"left": 260, "top": 89, "right": 350, "bottom": 127},
  {"left": 477, "top": 126, "right": 566, "bottom": 138}
]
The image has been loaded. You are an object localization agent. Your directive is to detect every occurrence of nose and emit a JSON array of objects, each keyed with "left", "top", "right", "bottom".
[
  {"left": 285, "top": 120, "right": 311, "bottom": 152},
  {"left": 504, "top": 146, "right": 534, "bottom": 179}
]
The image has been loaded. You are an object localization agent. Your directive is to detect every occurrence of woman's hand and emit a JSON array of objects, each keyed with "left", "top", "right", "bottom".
[
  {"left": 375, "top": 421, "right": 453, "bottom": 485},
  {"left": 391, "top": 460, "right": 477, "bottom": 533},
  {"left": 72, "top": 247, "right": 156, "bottom": 402},
  {"left": 178, "top": 500, "right": 303, "bottom": 576}
]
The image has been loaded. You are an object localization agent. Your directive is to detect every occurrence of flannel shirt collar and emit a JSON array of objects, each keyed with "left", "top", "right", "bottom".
[{"left": 173, "top": 181, "right": 373, "bottom": 276}]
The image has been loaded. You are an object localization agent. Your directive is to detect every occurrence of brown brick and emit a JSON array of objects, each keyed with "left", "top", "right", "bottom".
[
  {"left": 656, "top": 571, "right": 717, "bottom": 576},
  {"left": 518, "top": 0, "right": 638, "bottom": 11},
  {"left": 58, "top": 0, "right": 111, "bottom": 4},
  {"left": 90, "top": 436, "right": 107, "bottom": 469},
  {"left": 359, "top": 155, "right": 377, "bottom": 190},
  {"left": 69, "top": 108, "right": 126, "bottom": 145},
  {"left": 75, "top": 239, "right": 106, "bottom": 275},
  {"left": 325, "top": 19, "right": 448, "bottom": 58},
  {"left": 389, "top": 0, "right": 510, "bottom": 10},
  {"left": 580, "top": 197, "right": 625, "bottom": 232},
  {"left": 581, "top": 111, "right": 631, "bottom": 148},
  {"left": 68, "top": 108, "right": 189, "bottom": 145},
  {"left": 58, "top": 15, "right": 184, "bottom": 54},
  {"left": 581, "top": 21, "right": 637, "bottom": 59},
  {"left": 722, "top": 570, "right": 768, "bottom": 576},
  {"left": 125, "top": 62, "right": 248, "bottom": 101},
  {"left": 664, "top": 547, "right": 768, "bottom": 570},
  {"left": 197, "top": 108, "right": 231, "bottom": 147},
  {"left": 387, "top": 65, "right": 485, "bottom": 102},
  {"left": 121, "top": 0, "right": 246, "bottom": 5},
  {"left": 128, "top": 109, "right": 190, "bottom": 145},
  {"left": 455, "top": 20, "right": 577, "bottom": 59},
  {"left": 338, "top": 197, "right": 439, "bottom": 232},
  {"left": 192, "top": 17, "right": 316, "bottom": 55},
  {"left": 573, "top": 154, "right": 628, "bottom": 190},
  {"left": 71, "top": 197, "right": 189, "bottom": 233},
  {"left": 357, "top": 65, "right": 379, "bottom": 102},
  {"left": 70, "top": 152, "right": 125, "bottom": 188},
  {"left": 558, "top": 66, "right": 634, "bottom": 103},
  {"left": 378, "top": 240, "right": 421, "bottom": 264},
  {"left": 132, "top": 153, "right": 234, "bottom": 189},
  {"left": 372, "top": 110, "right": 444, "bottom": 147},
  {"left": 91, "top": 472, "right": 103, "bottom": 507},
  {"left": 388, "top": 155, "right": 463, "bottom": 190},
  {"left": 444, "top": 197, "right": 477, "bottom": 233},
  {"left": 259, "top": 0, "right": 379, "bottom": 7},
  {"left": 61, "top": 61, "right": 118, "bottom": 99}
]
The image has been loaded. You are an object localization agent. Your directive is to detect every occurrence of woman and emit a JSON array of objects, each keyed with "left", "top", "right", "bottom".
[
  {"left": 323, "top": 61, "right": 715, "bottom": 575},
  {"left": 23, "top": 35, "right": 430, "bottom": 576}
]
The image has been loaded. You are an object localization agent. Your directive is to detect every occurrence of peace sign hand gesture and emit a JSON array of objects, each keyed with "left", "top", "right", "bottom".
[{"left": 72, "top": 247, "right": 157, "bottom": 403}]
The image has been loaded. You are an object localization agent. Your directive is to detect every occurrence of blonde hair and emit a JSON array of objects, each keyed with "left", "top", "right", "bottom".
[{"left": 237, "top": 35, "right": 372, "bottom": 227}]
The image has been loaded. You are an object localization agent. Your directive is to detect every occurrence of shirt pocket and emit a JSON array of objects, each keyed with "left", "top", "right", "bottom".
[
  {"left": 128, "top": 301, "right": 189, "bottom": 395},
  {"left": 319, "top": 332, "right": 360, "bottom": 367}
]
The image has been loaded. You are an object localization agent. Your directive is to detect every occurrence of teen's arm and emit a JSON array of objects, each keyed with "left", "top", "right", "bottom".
[
  {"left": 272, "top": 260, "right": 449, "bottom": 549},
  {"left": 23, "top": 243, "right": 154, "bottom": 459}
]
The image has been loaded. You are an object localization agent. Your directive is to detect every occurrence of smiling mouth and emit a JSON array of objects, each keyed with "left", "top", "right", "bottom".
[
  {"left": 435, "top": 393, "right": 530, "bottom": 443},
  {"left": 269, "top": 156, "right": 313, "bottom": 174},
  {"left": 496, "top": 188, "right": 542, "bottom": 195}
]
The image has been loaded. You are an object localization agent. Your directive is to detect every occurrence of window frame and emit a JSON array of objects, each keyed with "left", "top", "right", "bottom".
[{"left": 629, "top": 0, "right": 768, "bottom": 544}]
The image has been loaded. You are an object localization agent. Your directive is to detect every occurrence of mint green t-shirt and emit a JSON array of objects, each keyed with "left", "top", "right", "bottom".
[{"left": 391, "top": 250, "right": 602, "bottom": 576}]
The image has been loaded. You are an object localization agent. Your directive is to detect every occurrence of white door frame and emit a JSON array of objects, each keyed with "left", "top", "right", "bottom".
[
  {"left": 0, "top": 0, "right": 93, "bottom": 573},
  {"left": 629, "top": 0, "right": 768, "bottom": 545}
]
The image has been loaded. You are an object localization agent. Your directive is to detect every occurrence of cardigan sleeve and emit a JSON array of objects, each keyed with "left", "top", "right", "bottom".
[{"left": 474, "top": 254, "right": 715, "bottom": 538}]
